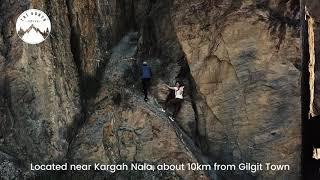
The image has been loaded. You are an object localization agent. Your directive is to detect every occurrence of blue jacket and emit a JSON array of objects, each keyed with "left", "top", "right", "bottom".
[{"left": 141, "top": 64, "right": 152, "bottom": 79}]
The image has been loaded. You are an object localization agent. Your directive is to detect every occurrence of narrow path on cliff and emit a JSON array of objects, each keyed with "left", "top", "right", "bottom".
[
  {"left": 90, "top": 32, "right": 217, "bottom": 179},
  {"left": 128, "top": 91, "right": 217, "bottom": 179}
]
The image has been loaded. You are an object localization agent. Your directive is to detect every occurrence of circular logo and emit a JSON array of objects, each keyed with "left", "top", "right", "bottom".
[{"left": 16, "top": 9, "right": 51, "bottom": 44}]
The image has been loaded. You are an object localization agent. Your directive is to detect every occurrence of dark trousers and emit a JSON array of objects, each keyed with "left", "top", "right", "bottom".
[
  {"left": 142, "top": 78, "right": 151, "bottom": 99},
  {"left": 166, "top": 98, "right": 183, "bottom": 117}
]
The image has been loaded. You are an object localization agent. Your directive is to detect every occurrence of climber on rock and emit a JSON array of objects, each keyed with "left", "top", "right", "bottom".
[
  {"left": 164, "top": 81, "right": 185, "bottom": 121},
  {"left": 141, "top": 61, "right": 152, "bottom": 101}
]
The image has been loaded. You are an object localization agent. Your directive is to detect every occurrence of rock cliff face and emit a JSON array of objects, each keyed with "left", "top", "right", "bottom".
[
  {"left": 0, "top": 0, "right": 304, "bottom": 179},
  {"left": 0, "top": 1, "right": 80, "bottom": 179},
  {"left": 171, "top": 0, "right": 301, "bottom": 179}
]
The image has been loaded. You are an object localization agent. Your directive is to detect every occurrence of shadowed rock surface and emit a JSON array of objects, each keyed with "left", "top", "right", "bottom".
[{"left": 0, "top": 0, "right": 305, "bottom": 179}]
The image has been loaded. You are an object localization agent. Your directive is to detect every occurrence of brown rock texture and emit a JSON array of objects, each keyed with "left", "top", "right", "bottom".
[
  {"left": 68, "top": 32, "right": 212, "bottom": 179},
  {"left": 0, "top": 0, "right": 304, "bottom": 179},
  {"left": 0, "top": 1, "right": 80, "bottom": 179},
  {"left": 171, "top": 0, "right": 301, "bottom": 179}
]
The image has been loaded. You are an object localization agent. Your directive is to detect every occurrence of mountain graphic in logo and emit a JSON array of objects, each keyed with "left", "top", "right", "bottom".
[
  {"left": 16, "top": 9, "right": 51, "bottom": 44},
  {"left": 18, "top": 24, "right": 50, "bottom": 43}
]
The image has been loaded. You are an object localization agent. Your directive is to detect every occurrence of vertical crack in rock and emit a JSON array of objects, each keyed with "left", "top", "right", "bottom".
[
  {"left": 188, "top": 77, "right": 204, "bottom": 147},
  {"left": 64, "top": 0, "right": 137, "bottom": 163},
  {"left": 65, "top": 0, "right": 88, "bottom": 160},
  {"left": 184, "top": 65, "right": 210, "bottom": 153}
]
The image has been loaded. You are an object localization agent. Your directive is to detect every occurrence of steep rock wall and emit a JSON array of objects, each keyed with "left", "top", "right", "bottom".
[
  {"left": 0, "top": 0, "right": 305, "bottom": 179},
  {"left": 171, "top": 0, "right": 301, "bottom": 179},
  {"left": 0, "top": 0, "right": 80, "bottom": 178}
]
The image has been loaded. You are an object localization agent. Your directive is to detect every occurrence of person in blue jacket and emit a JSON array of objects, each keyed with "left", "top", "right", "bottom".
[{"left": 141, "top": 61, "right": 152, "bottom": 101}]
